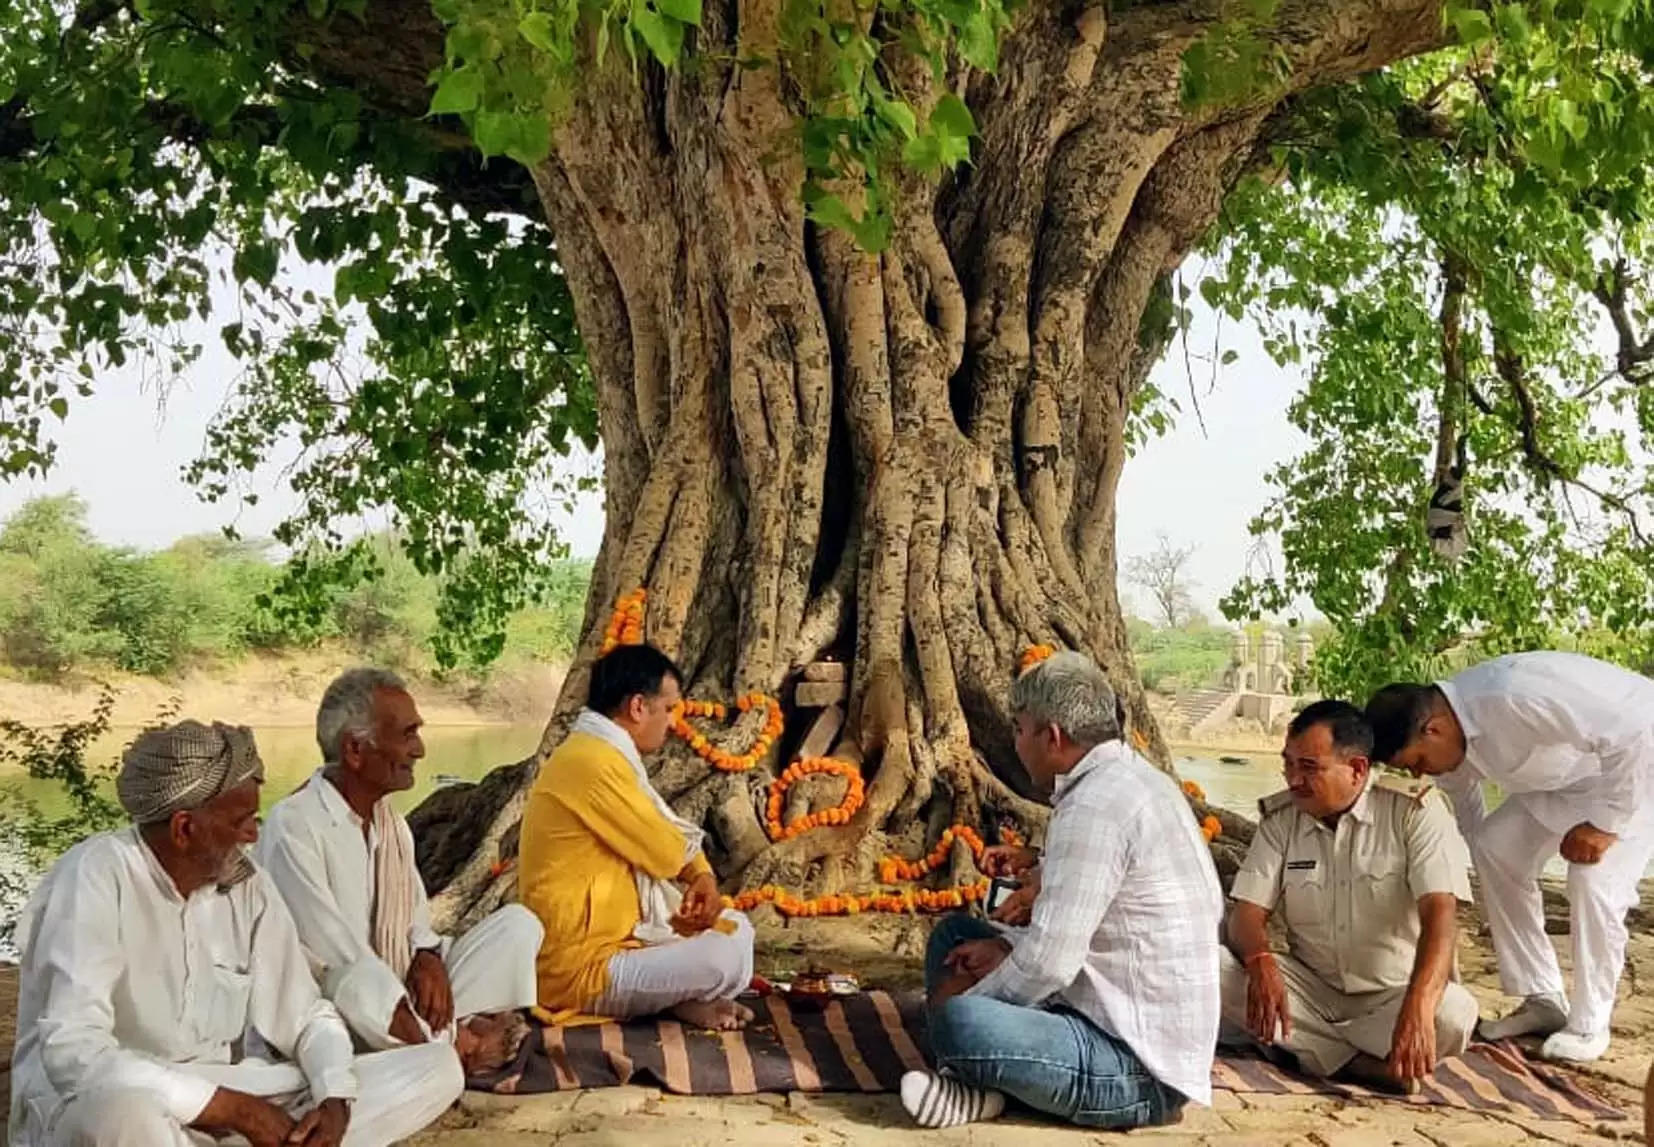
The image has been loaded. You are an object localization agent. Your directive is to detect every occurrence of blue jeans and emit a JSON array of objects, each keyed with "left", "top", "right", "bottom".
[{"left": 923, "top": 915, "right": 1186, "bottom": 1129}]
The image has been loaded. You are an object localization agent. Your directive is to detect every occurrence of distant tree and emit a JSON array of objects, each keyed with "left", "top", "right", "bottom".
[{"left": 1127, "top": 535, "right": 1201, "bottom": 629}]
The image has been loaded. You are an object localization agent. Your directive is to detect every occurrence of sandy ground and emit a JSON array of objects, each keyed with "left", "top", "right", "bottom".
[
  {"left": 0, "top": 652, "right": 564, "bottom": 728},
  {"left": 4, "top": 903, "right": 1650, "bottom": 1147}
]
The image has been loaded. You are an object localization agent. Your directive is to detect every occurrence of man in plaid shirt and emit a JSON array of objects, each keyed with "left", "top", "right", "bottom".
[{"left": 900, "top": 652, "right": 1224, "bottom": 1130}]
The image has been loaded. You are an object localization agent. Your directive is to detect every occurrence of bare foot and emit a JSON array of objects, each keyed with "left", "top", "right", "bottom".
[
  {"left": 671, "top": 999, "right": 750, "bottom": 1031},
  {"left": 455, "top": 1011, "right": 529, "bottom": 1075}
]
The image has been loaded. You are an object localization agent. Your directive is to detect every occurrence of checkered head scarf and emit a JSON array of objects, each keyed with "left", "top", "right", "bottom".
[{"left": 118, "top": 720, "right": 264, "bottom": 885}]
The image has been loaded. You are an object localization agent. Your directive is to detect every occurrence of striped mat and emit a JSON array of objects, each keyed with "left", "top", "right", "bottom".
[{"left": 466, "top": 991, "right": 1624, "bottom": 1123}]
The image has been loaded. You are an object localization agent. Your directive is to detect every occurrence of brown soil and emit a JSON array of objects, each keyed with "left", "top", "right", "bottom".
[{"left": 0, "top": 651, "right": 564, "bottom": 729}]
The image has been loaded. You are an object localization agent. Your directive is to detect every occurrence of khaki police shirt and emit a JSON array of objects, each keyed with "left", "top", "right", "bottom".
[{"left": 1230, "top": 776, "right": 1472, "bottom": 995}]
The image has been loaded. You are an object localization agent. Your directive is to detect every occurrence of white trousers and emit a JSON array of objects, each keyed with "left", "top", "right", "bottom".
[
  {"left": 591, "top": 911, "right": 754, "bottom": 1019},
  {"left": 1469, "top": 798, "right": 1654, "bottom": 1036},
  {"left": 48, "top": 1043, "right": 461, "bottom": 1147},
  {"left": 443, "top": 904, "right": 545, "bottom": 1025},
  {"left": 1218, "top": 949, "right": 1479, "bottom": 1077},
  {"left": 341, "top": 903, "right": 544, "bottom": 1050}
]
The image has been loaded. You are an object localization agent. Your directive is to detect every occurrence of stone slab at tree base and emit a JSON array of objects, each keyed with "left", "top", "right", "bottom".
[
  {"left": 795, "top": 681, "right": 848, "bottom": 708},
  {"left": 798, "top": 705, "right": 845, "bottom": 761}
]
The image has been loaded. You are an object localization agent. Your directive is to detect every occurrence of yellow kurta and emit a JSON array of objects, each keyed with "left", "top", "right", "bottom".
[{"left": 519, "top": 731, "right": 713, "bottom": 1019}]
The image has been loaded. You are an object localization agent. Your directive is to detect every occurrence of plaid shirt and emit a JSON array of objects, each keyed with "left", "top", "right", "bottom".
[{"left": 968, "top": 741, "right": 1224, "bottom": 1105}]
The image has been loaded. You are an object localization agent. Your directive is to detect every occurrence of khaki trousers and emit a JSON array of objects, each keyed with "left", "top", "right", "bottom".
[{"left": 1218, "top": 949, "right": 1478, "bottom": 1077}]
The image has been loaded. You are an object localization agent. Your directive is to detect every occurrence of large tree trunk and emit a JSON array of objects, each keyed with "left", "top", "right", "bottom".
[{"left": 376, "top": 0, "right": 1447, "bottom": 931}]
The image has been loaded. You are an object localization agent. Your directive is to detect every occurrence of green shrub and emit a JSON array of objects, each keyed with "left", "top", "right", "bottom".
[
  {"left": 0, "top": 495, "right": 595, "bottom": 680},
  {"left": 1130, "top": 618, "right": 1233, "bottom": 694}
]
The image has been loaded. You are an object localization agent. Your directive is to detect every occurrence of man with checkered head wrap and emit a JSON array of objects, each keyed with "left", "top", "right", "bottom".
[
  {"left": 115, "top": 720, "right": 265, "bottom": 888},
  {"left": 8, "top": 719, "right": 463, "bottom": 1147}
]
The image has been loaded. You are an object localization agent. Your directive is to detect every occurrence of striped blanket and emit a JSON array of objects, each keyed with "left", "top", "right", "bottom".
[{"left": 467, "top": 991, "right": 1624, "bottom": 1123}]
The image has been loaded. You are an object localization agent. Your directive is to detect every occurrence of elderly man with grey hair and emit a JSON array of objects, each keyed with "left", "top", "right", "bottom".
[
  {"left": 899, "top": 652, "right": 1224, "bottom": 1131},
  {"left": 258, "top": 668, "right": 542, "bottom": 1076},
  {"left": 9, "top": 720, "right": 461, "bottom": 1147}
]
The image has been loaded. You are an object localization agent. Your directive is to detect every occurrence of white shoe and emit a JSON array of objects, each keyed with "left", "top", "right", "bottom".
[
  {"left": 900, "top": 1070, "right": 1006, "bottom": 1128},
  {"left": 1540, "top": 1029, "right": 1610, "bottom": 1063},
  {"left": 1478, "top": 994, "right": 1567, "bottom": 1041}
]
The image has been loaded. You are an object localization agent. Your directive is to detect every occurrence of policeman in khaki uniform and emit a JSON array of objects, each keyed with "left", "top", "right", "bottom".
[{"left": 1220, "top": 700, "right": 1479, "bottom": 1093}]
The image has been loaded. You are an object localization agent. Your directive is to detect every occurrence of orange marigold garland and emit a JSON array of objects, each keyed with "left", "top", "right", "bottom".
[
  {"left": 1019, "top": 644, "right": 1057, "bottom": 673},
  {"left": 600, "top": 588, "right": 647, "bottom": 654},
  {"left": 766, "top": 758, "right": 865, "bottom": 839},
  {"left": 1182, "top": 780, "right": 1221, "bottom": 842},
  {"left": 670, "top": 691, "right": 784, "bottom": 772},
  {"left": 719, "top": 759, "right": 1028, "bottom": 918},
  {"left": 878, "top": 824, "right": 986, "bottom": 883}
]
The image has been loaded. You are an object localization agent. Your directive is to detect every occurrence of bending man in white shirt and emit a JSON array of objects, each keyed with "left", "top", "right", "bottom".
[
  {"left": 259, "top": 668, "right": 543, "bottom": 1076},
  {"left": 1367, "top": 651, "right": 1654, "bottom": 1062},
  {"left": 9, "top": 719, "right": 460, "bottom": 1147},
  {"left": 900, "top": 652, "right": 1224, "bottom": 1130}
]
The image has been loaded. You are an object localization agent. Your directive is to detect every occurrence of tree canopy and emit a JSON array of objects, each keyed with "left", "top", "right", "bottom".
[
  {"left": 1212, "top": 8, "right": 1654, "bottom": 695},
  {"left": 3, "top": 0, "right": 1654, "bottom": 691}
]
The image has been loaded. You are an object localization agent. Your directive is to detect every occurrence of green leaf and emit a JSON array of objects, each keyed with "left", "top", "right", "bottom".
[
  {"left": 48, "top": 398, "right": 68, "bottom": 420},
  {"left": 656, "top": 0, "right": 703, "bottom": 26},
  {"left": 428, "top": 66, "right": 485, "bottom": 116},
  {"left": 875, "top": 98, "right": 918, "bottom": 140},
  {"left": 233, "top": 243, "right": 279, "bottom": 289},
  {"left": 1447, "top": 7, "right": 1493, "bottom": 44},
  {"left": 901, "top": 133, "right": 945, "bottom": 172},
  {"left": 1554, "top": 98, "right": 1587, "bottom": 141},
  {"left": 473, "top": 110, "right": 514, "bottom": 156},
  {"left": 804, "top": 188, "right": 890, "bottom": 251},
  {"left": 1221, "top": 349, "right": 1239, "bottom": 366},
  {"left": 805, "top": 189, "right": 857, "bottom": 231},
  {"left": 519, "top": 12, "right": 559, "bottom": 52},
  {"left": 631, "top": 6, "right": 685, "bottom": 66},
  {"left": 505, "top": 114, "right": 552, "bottom": 164},
  {"left": 958, "top": 11, "right": 998, "bottom": 71},
  {"left": 930, "top": 94, "right": 976, "bottom": 143},
  {"left": 1495, "top": 4, "right": 1532, "bottom": 43}
]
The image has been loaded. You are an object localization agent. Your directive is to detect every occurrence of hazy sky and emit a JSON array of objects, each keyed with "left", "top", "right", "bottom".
[{"left": 0, "top": 286, "right": 1305, "bottom": 621}]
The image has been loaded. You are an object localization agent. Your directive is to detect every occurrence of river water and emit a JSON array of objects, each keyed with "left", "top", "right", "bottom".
[{"left": 0, "top": 723, "right": 548, "bottom": 818}]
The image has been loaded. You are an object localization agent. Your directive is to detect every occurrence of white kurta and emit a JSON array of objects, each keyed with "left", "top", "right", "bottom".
[
  {"left": 258, "top": 771, "right": 542, "bottom": 1049},
  {"left": 8, "top": 827, "right": 462, "bottom": 1147},
  {"left": 1436, "top": 651, "right": 1654, "bottom": 1035}
]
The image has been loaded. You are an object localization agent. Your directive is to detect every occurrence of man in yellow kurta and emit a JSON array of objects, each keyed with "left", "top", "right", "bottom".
[{"left": 520, "top": 643, "right": 756, "bottom": 1029}]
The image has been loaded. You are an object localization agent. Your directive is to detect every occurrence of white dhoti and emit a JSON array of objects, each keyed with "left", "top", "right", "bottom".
[
  {"left": 47, "top": 1043, "right": 461, "bottom": 1147},
  {"left": 331, "top": 904, "right": 545, "bottom": 1050},
  {"left": 1467, "top": 798, "right": 1654, "bottom": 1036},
  {"left": 591, "top": 911, "right": 755, "bottom": 1019},
  {"left": 1218, "top": 949, "right": 1479, "bottom": 1077},
  {"left": 444, "top": 903, "right": 545, "bottom": 1022}
]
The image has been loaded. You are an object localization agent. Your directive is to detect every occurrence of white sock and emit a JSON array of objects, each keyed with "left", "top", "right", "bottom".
[{"left": 900, "top": 1070, "right": 1006, "bottom": 1128}]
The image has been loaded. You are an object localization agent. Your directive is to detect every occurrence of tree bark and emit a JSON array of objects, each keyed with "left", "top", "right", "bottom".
[{"left": 376, "top": 0, "right": 1450, "bottom": 930}]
